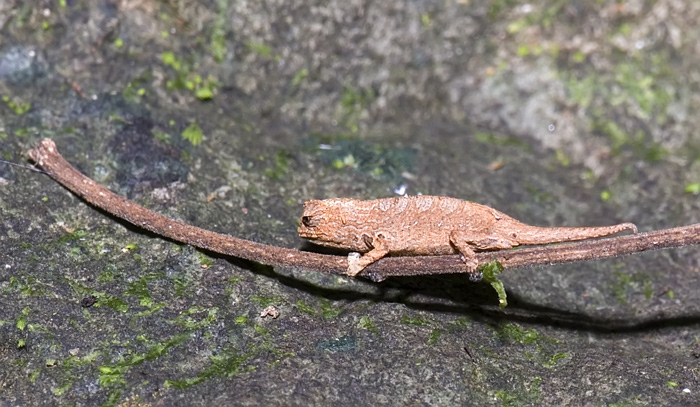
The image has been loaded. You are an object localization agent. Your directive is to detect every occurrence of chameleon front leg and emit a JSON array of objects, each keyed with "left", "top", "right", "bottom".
[
  {"left": 347, "top": 232, "right": 391, "bottom": 277},
  {"left": 449, "top": 230, "right": 516, "bottom": 282}
]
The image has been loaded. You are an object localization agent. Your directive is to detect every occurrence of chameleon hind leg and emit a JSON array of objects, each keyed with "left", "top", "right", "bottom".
[{"left": 449, "top": 230, "right": 516, "bottom": 281}]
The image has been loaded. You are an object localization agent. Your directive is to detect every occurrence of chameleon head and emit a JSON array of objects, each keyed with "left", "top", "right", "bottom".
[{"left": 297, "top": 199, "right": 370, "bottom": 252}]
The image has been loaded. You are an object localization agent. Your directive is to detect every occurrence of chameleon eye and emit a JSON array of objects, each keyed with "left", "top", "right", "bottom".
[{"left": 301, "top": 216, "right": 314, "bottom": 227}]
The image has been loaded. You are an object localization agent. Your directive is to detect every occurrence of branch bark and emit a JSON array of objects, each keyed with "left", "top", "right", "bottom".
[{"left": 28, "top": 139, "right": 700, "bottom": 282}]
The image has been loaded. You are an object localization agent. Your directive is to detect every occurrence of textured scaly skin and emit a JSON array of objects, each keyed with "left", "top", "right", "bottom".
[{"left": 298, "top": 196, "right": 637, "bottom": 278}]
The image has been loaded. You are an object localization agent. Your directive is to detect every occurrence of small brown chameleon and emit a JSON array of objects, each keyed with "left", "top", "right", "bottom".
[{"left": 298, "top": 196, "right": 637, "bottom": 280}]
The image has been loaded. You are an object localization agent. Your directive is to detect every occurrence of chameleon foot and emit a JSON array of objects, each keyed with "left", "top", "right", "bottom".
[
  {"left": 458, "top": 253, "right": 482, "bottom": 282},
  {"left": 347, "top": 252, "right": 363, "bottom": 277},
  {"left": 468, "top": 269, "right": 483, "bottom": 282}
]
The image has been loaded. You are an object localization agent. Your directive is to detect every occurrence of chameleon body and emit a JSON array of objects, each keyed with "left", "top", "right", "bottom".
[{"left": 297, "top": 196, "right": 638, "bottom": 279}]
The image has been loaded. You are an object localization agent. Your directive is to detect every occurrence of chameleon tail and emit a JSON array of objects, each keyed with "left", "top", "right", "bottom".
[{"left": 512, "top": 222, "right": 638, "bottom": 245}]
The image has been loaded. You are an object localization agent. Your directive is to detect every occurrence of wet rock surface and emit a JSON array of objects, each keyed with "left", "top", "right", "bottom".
[{"left": 1, "top": 1, "right": 700, "bottom": 405}]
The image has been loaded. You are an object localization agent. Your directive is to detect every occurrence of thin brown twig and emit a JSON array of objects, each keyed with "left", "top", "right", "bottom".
[{"left": 28, "top": 139, "right": 700, "bottom": 282}]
